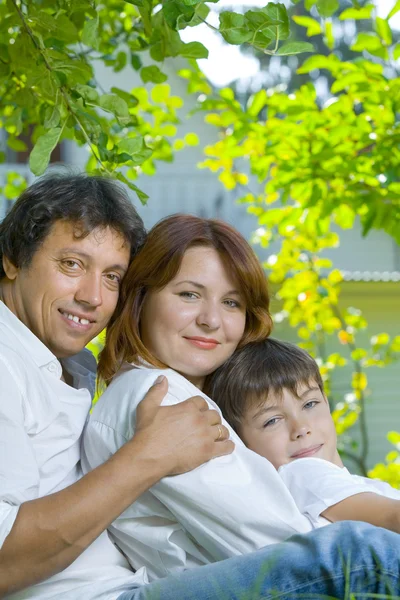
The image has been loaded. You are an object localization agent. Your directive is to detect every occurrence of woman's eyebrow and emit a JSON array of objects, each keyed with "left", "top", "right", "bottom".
[{"left": 173, "top": 280, "right": 241, "bottom": 295}]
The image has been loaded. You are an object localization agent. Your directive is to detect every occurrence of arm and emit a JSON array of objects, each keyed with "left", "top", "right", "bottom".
[
  {"left": 0, "top": 374, "right": 233, "bottom": 596},
  {"left": 322, "top": 493, "right": 400, "bottom": 533},
  {"left": 84, "top": 369, "right": 312, "bottom": 579}
]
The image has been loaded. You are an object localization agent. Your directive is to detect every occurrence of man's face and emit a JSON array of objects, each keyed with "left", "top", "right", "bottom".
[
  {"left": 239, "top": 380, "right": 343, "bottom": 470},
  {"left": 2, "top": 220, "right": 130, "bottom": 358}
]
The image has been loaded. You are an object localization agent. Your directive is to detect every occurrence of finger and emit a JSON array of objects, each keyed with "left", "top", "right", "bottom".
[
  {"left": 212, "top": 423, "right": 230, "bottom": 442},
  {"left": 181, "top": 395, "right": 209, "bottom": 412},
  {"left": 212, "top": 439, "right": 235, "bottom": 458},
  {"left": 137, "top": 376, "right": 169, "bottom": 416},
  {"left": 203, "top": 409, "right": 223, "bottom": 427}
]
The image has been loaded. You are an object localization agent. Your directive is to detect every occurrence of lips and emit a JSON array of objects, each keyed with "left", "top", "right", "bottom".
[
  {"left": 184, "top": 336, "right": 220, "bottom": 350},
  {"left": 291, "top": 444, "right": 323, "bottom": 459}
]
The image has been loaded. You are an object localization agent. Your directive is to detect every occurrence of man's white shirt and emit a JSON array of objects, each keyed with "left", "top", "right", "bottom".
[
  {"left": 82, "top": 363, "right": 312, "bottom": 582},
  {"left": 0, "top": 301, "right": 145, "bottom": 600}
]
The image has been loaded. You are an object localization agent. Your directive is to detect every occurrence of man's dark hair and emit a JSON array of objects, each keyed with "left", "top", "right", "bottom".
[
  {"left": 0, "top": 172, "right": 146, "bottom": 278},
  {"left": 206, "top": 338, "right": 325, "bottom": 433}
]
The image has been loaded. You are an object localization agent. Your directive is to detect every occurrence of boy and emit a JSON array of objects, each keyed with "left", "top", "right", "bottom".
[{"left": 208, "top": 338, "right": 400, "bottom": 531}]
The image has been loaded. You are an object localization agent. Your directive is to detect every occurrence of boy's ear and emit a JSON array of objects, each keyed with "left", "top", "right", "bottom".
[{"left": 2, "top": 256, "right": 19, "bottom": 280}]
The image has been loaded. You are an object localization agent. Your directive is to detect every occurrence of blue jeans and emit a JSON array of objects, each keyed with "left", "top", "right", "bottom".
[{"left": 117, "top": 522, "right": 399, "bottom": 599}]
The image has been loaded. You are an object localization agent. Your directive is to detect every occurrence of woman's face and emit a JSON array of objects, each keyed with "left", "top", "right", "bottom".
[{"left": 140, "top": 246, "right": 247, "bottom": 389}]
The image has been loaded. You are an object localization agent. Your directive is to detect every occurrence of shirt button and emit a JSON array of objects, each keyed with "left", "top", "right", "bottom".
[{"left": 48, "top": 363, "right": 57, "bottom": 373}]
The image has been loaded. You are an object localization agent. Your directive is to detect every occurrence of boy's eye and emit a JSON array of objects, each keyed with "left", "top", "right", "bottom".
[
  {"left": 304, "top": 400, "right": 319, "bottom": 409},
  {"left": 263, "top": 417, "right": 280, "bottom": 428}
]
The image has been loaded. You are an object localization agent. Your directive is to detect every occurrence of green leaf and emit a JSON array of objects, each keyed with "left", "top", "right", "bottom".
[
  {"left": 388, "top": 0, "right": 400, "bottom": 20},
  {"left": 54, "top": 15, "right": 79, "bottom": 43},
  {"left": 44, "top": 105, "right": 61, "bottom": 129},
  {"left": 163, "top": 0, "right": 196, "bottom": 30},
  {"left": 246, "top": 4, "right": 290, "bottom": 41},
  {"left": 247, "top": 90, "right": 268, "bottom": 116},
  {"left": 82, "top": 16, "right": 99, "bottom": 50},
  {"left": 110, "top": 87, "right": 139, "bottom": 108},
  {"left": 317, "top": 0, "right": 339, "bottom": 17},
  {"left": 292, "top": 16, "right": 322, "bottom": 37},
  {"left": 99, "top": 94, "right": 129, "bottom": 117},
  {"left": 219, "top": 11, "right": 253, "bottom": 45},
  {"left": 115, "top": 172, "right": 149, "bottom": 205},
  {"left": 375, "top": 17, "right": 392, "bottom": 45},
  {"left": 29, "top": 128, "right": 63, "bottom": 176},
  {"left": 7, "top": 137, "right": 28, "bottom": 152},
  {"left": 324, "top": 20, "right": 334, "bottom": 49},
  {"left": 184, "top": 132, "right": 199, "bottom": 146},
  {"left": 393, "top": 43, "right": 400, "bottom": 60},
  {"left": 118, "top": 137, "right": 144, "bottom": 155},
  {"left": 277, "top": 41, "right": 314, "bottom": 55},
  {"left": 351, "top": 32, "right": 388, "bottom": 58},
  {"left": 339, "top": 5, "right": 374, "bottom": 20},
  {"left": 75, "top": 84, "right": 99, "bottom": 103},
  {"left": 179, "top": 41, "right": 208, "bottom": 58},
  {"left": 140, "top": 65, "right": 168, "bottom": 83},
  {"left": 151, "top": 84, "right": 170, "bottom": 103}
]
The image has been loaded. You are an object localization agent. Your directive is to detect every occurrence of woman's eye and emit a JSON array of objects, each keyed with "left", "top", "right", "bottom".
[
  {"left": 179, "top": 291, "right": 198, "bottom": 299},
  {"left": 224, "top": 299, "right": 240, "bottom": 308}
]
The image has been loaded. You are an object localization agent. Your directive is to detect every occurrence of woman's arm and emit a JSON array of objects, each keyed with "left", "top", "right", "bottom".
[{"left": 322, "top": 493, "right": 400, "bottom": 533}]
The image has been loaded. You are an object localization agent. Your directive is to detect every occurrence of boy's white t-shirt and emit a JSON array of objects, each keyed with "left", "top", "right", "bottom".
[{"left": 279, "top": 457, "right": 400, "bottom": 529}]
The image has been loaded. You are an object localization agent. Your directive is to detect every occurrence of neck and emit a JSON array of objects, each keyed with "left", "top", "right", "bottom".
[{"left": 183, "top": 374, "right": 205, "bottom": 390}]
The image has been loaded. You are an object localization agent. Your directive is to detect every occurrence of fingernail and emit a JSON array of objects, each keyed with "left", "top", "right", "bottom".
[{"left": 154, "top": 375, "right": 165, "bottom": 385}]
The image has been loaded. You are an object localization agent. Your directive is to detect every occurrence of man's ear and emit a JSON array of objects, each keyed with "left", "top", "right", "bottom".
[{"left": 2, "top": 256, "right": 18, "bottom": 280}]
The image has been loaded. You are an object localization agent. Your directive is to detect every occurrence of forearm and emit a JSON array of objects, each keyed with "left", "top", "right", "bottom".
[
  {"left": 0, "top": 436, "right": 165, "bottom": 596},
  {"left": 322, "top": 492, "right": 400, "bottom": 534}
]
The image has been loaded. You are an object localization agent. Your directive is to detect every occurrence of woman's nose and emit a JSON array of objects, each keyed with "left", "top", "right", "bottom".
[{"left": 196, "top": 304, "right": 221, "bottom": 329}]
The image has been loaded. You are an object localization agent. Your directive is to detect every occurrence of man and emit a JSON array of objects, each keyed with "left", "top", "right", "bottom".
[{"left": 0, "top": 173, "right": 399, "bottom": 600}]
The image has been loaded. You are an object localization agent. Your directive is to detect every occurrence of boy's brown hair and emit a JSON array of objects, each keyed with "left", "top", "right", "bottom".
[{"left": 205, "top": 338, "right": 324, "bottom": 433}]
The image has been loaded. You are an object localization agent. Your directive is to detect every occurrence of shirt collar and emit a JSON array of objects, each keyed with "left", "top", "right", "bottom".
[{"left": 0, "top": 300, "right": 56, "bottom": 368}]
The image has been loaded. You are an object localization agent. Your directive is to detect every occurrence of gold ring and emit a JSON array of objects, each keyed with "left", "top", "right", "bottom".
[{"left": 216, "top": 424, "right": 223, "bottom": 441}]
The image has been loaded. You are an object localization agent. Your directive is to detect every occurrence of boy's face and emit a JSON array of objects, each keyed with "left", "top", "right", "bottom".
[{"left": 239, "top": 380, "right": 342, "bottom": 470}]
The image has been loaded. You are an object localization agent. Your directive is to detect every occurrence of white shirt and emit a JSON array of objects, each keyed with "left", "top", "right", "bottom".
[
  {"left": 0, "top": 301, "right": 146, "bottom": 600},
  {"left": 82, "top": 363, "right": 312, "bottom": 582},
  {"left": 279, "top": 457, "right": 400, "bottom": 529}
]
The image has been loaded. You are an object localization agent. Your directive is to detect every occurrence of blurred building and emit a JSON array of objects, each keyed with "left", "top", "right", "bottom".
[{"left": 1, "top": 59, "right": 399, "bottom": 472}]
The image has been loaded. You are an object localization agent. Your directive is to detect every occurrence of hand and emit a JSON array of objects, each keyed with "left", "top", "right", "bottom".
[{"left": 134, "top": 376, "right": 235, "bottom": 476}]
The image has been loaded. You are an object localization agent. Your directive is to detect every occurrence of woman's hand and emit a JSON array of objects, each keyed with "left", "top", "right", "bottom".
[{"left": 134, "top": 376, "right": 234, "bottom": 476}]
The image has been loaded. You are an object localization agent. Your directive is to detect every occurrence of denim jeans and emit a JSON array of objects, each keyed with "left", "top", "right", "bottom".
[{"left": 117, "top": 521, "right": 399, "bottom": 600}]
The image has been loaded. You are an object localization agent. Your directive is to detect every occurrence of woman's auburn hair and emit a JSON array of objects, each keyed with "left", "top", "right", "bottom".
[{"left": 98, "top": 214, "right": 273, "bottom": 384}]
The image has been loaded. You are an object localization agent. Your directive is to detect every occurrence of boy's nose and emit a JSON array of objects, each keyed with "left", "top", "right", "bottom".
[{"left": 295, "top": 425, "right": 311, "bottom": 439}]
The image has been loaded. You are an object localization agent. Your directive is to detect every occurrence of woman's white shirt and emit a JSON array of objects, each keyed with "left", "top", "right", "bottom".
[
  {"left": 82, "top": 363, "right": 312, "bottom": 581},
  {"left": 279, "top": 457, "right": 400, "bottom": 529}
]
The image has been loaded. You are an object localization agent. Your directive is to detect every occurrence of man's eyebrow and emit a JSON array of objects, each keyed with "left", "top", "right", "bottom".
[
  {"left": 57, "top": 249, "right": 128, "bottom": 273},
  {"left": 174, "top": 280, "right": 241, "bottom": 295}
]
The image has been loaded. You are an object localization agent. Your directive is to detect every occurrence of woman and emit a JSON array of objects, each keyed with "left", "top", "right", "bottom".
[{"left": 82, "top": 215, "right": 311, "bottom": 581}]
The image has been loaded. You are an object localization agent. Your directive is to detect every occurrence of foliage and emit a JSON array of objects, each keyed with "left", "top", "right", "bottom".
[
  {"left": 0, "top": 0, "right": 313, "bottom": 202},
  {"left": 1, "top": 0, "right": 399, "bottom": 483},
  {"left": 192, "top": 0, "right": 400, "bottom": 478}
]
